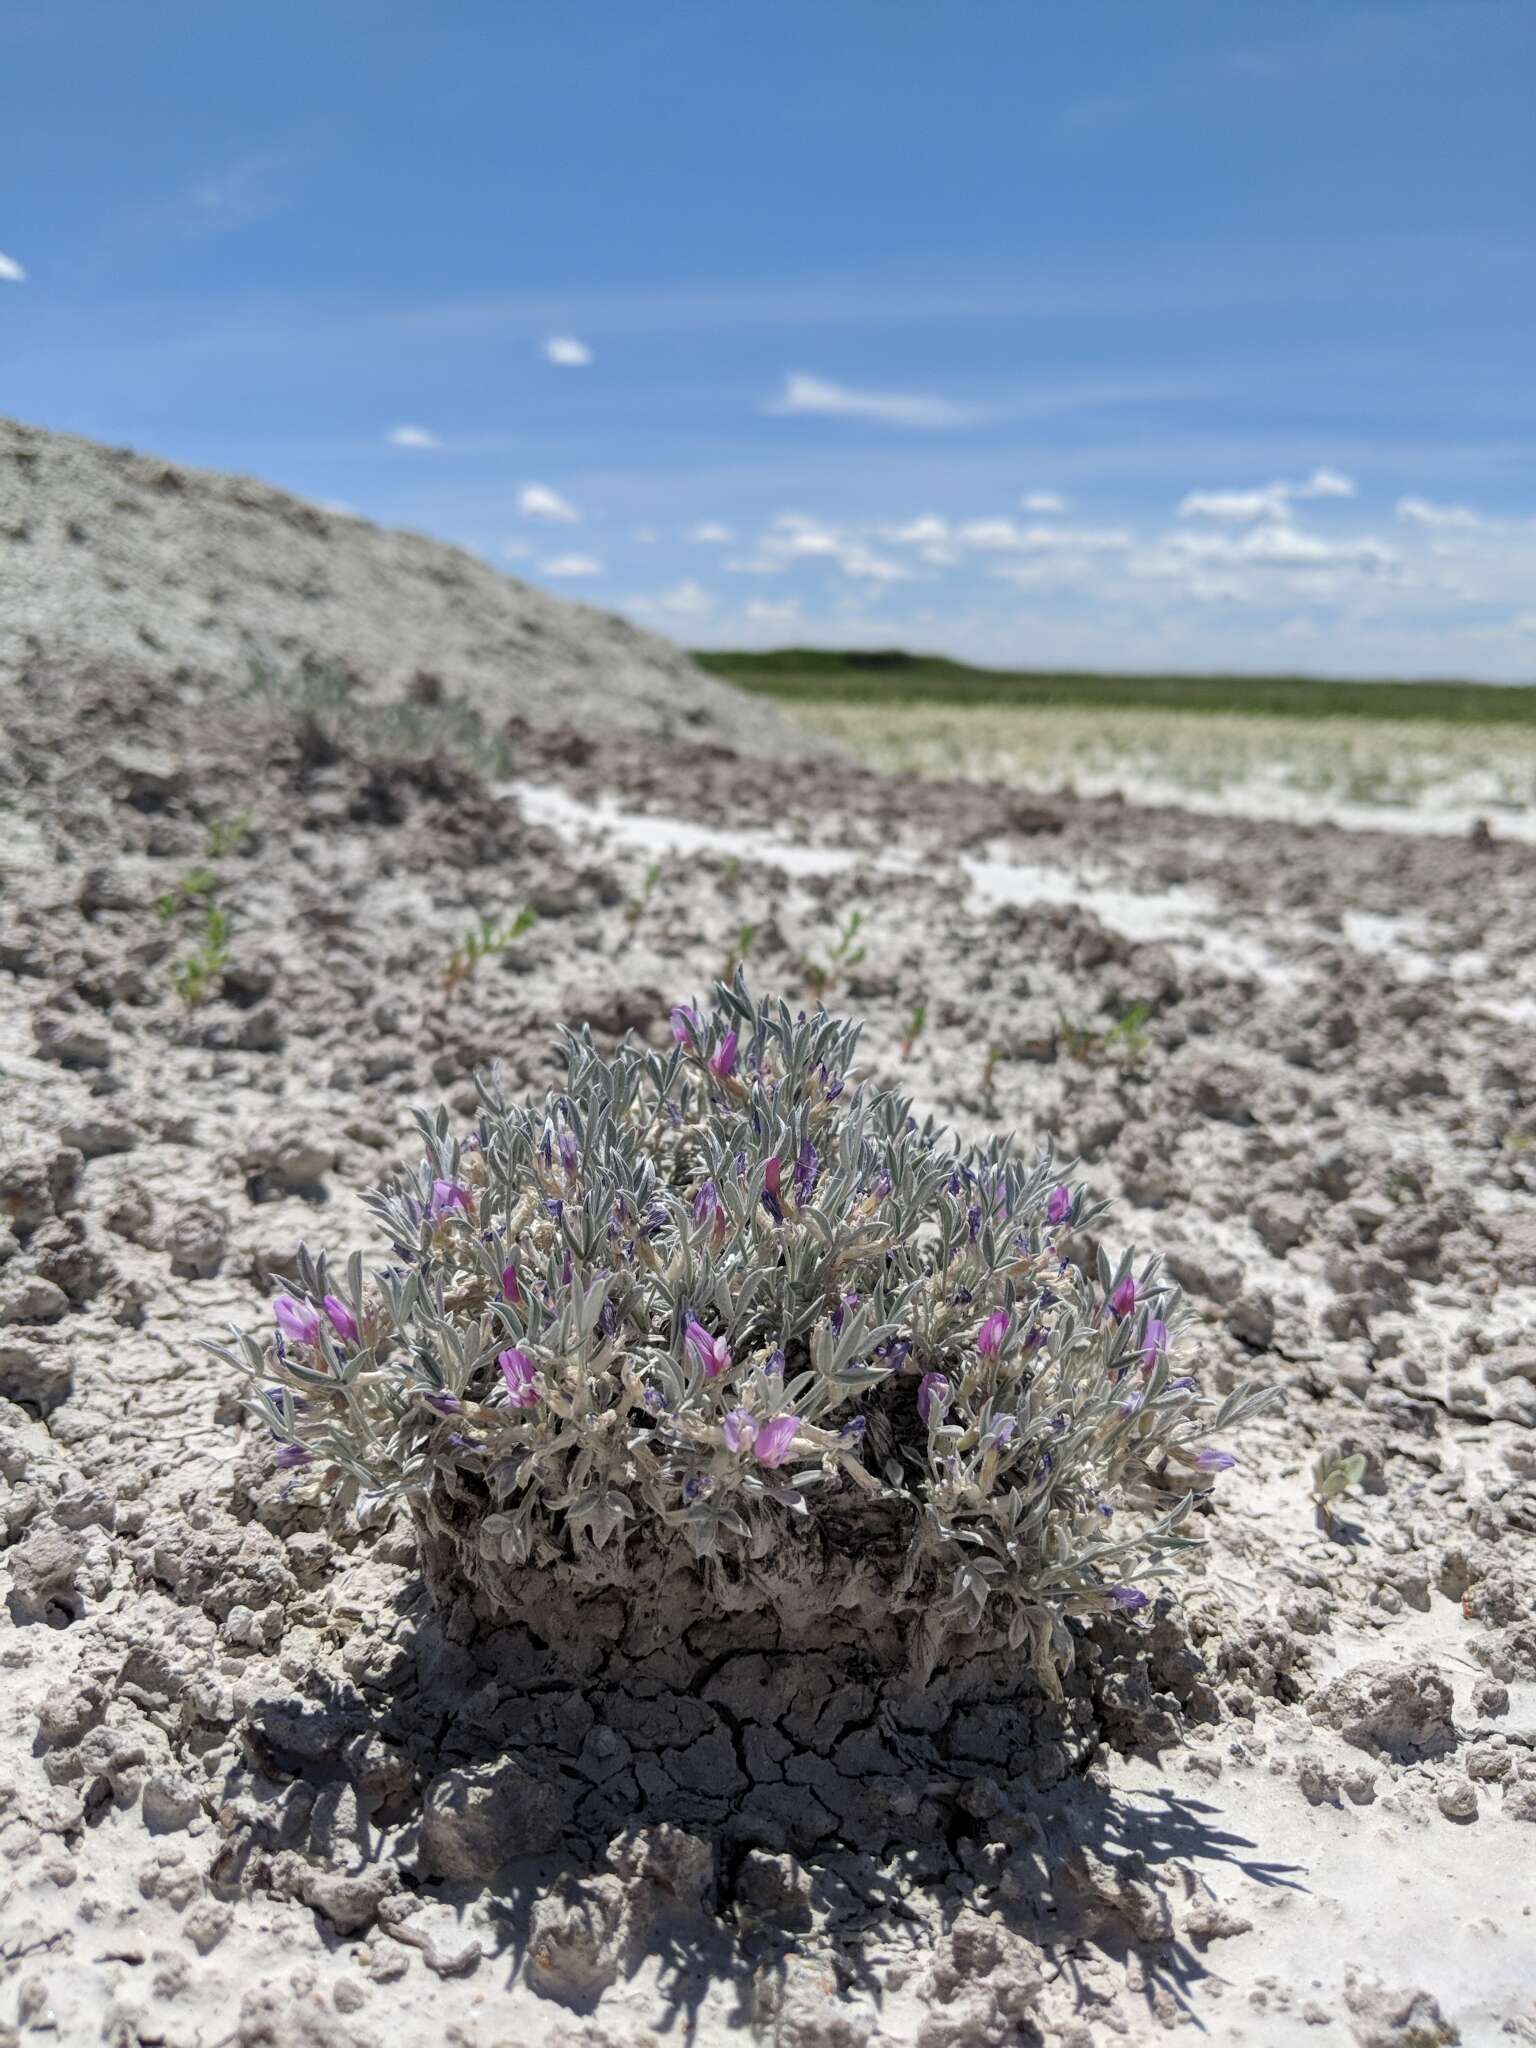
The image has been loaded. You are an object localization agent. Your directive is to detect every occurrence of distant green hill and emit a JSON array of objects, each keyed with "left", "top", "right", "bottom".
[{"left": 695, "top": 647, "right": 1536, "bottom": 725}]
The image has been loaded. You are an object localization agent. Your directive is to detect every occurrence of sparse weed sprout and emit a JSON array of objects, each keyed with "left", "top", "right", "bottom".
[
  {"left": 442, "top": 906, "right": 536, "bottom": 993},
  {"left": 215, "top": 980, "right": 1271, "bottom": 1686}
]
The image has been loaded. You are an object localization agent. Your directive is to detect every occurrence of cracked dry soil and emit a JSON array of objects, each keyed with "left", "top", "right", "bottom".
[{"left": 3, "top": 656, "right": 1536, "bottom": 2047}]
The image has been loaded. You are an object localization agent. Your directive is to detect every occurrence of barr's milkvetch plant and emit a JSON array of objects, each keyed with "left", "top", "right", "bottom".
[{"left": 211, "top": 979, "right": 1272, "bottom": 1687}]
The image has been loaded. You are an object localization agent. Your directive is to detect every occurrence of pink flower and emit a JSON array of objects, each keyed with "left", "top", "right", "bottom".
[
  {"left": 501, "top": 1264, "right": 523, "bottom": 1305},
  {"left": 430, "top": 1179, "right": 474, "bottom": 1219},
  {"left": 753, "top": 1416, "right": 801, "bottom": 1467},
  {"left": 671, "top": 1003, "right": 702, "bottom": 1045},
  {"left": 322, "top": 1295, "right": 359, "bottom": 1344},
  {"left": 1142, "top": 1318, "right": 1169, "bottom": 1368},
  {"left": 498, "top": 1347, "right": 540, "bottom": 1409},
  {"left": 977, "top": 1309, "right": 1010, "bottom": 1359},
  {"left": 684, "top": 1317, "right": 732, "bottom": 1379},
  {"left": 708, "top": 1031, "right": 739, "bottom": 1080},
  {"left": 274, "top": 1295, "right": 321, "bottom": 1347},
  {"left": 1047, "top": 1184, "right": 1073, "bottom": 1225},
  {"left": 1109, "top": 1273, "right": 1137, "bottom": 1319},
  {"left": 917, "top": 1372, "right": 950, "bottom": 1425}
]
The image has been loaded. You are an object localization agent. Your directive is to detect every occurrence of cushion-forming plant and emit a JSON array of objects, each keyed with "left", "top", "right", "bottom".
[{"left": 214, "top": 979, "right": 1272, "bottom": 1687}]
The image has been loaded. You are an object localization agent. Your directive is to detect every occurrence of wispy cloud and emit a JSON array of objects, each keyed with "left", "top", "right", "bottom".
[
  {"left": 386, "top": 424, "right": 439, "bottom": 449},
  {"left": 542, "top": 553, "right": 602, "bottom": 577},
  {"left": 1396, "top": 495, "right": 1484, "bottom": 529},
  {"left": 766, "top": 371, "right": 979, "bottom": 430},
  {"left": 1021, "top": 490, "right": 1068, "bottom": 513},
  {"left": 543, "top": 334, "right": 593, "bottom": 366},
  {"left": 1177, "top": 466, "right": 1356, "bottom": 521},
  {"left": 185, "top": 150, "right": 301, "bottom": 234},
  {"left": 628, "top": 580, "right": 715, "bottom": 619},
  {"left": 744, "top": 597, "right": 802, "bottom": 629},
  {"left": 0, "top": 250, "right": 25, "bottom": 283},
  {"left": 517, "top": 482, "right": 579, "bottom": 523},
  {"left": 688, "top": 520, "right": 735, "bottom": 543}
]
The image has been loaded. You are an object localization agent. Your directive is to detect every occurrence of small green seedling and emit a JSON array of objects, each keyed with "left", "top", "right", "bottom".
[
  {"left": 624, "top": 862, "right": 662, "bottom": 931},
  {"left": 722, "top": 920, "right": 757, "bottom": 983},
  {"left": 154, "top": 868, "right": 219, "bottom": 923},
  {"left": 203, "top": 813, "right": 252, "bottom": 860},
  {"left": 900, "top": 1002, "right": 927, "bottom": 1060},
  {"left": 1311, "top": 1449, "right": 1366, "bottom": 1531},
  {"left": 802, "top": 909, "right": 867, "bottom": 1000},
  {"left": 443, "top": 907, "right": 537, "bottom": 993},
  {"left": 173, "top": 905, "right": 233, "bottom": 1007}
]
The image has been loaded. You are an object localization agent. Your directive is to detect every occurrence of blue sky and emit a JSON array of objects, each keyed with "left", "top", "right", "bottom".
[{"left": 2, "top": 0, "right": 1534, "bottom": 678}]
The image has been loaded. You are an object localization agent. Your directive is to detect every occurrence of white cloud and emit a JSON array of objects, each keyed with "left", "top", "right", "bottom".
[
  {"left": 387, "top": 424, "right": 439, "bottom": 450},
  {"left": 1020, "top": 490, "right": 1068, "bottom": 513},
  {"left": 885, "top": 515, "right": 951, "bottom": 546},
  {"left": 542, "top": 553, "right": 602, "bottom": 577},
  {"left": 1178, "top": 467, "right": 1358, "bottom": 521},
  {"left": 501, "top": 540, "right": 534, "bottom": 560},
  {"left": 688, "top": 520, "right": 735, "bottom": 544},
  {"left": 656, "top": 580, "right": 714, "bottom": 617},
  {"left": 0, "top": 251, "right": 25, "bottom": 283},
  {"left": 1303, "top": 467, "right": 1356, "bottom": 500},
  {"left": 957, "top": 518, "right": 1132, "bottom": 554},
  {"left": 744, "top": 598, "right": 802, "bottom": 629},
  {"left": 518, "top": 482, "right": 580, "bottom": 523},
  {"left": 543, "top": 334, "right": 593, "bottom": 367},
  {"left": 1396, "top": 496, "right": 1484, "bottom": 530},
  {"left": 1514, "top": 612, "right": 1536, "bottom": 635},
  {"left": 760, "top": 514, "right": 910, "bottom": 583},
  {"left": 766, "top": 372, "right": 977, "bottom": 429}
]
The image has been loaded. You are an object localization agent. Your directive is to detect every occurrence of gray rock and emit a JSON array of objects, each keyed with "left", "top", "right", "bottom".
[
  {"left": 0, "top": 1336, "right": 71, "bottom": 1411},
  {"left": 165, "top": 1200, "right": 227, "bottom": 1278},
  {"left": 1310, "top": 1659, "right": 1455, "bottom": 1757},
  {"left": 0, "top": 1275, "right": 69, "bottom": 1325},
  {"left": 1436, "top": 1777, "right": 1477, "bottom": 1822}
]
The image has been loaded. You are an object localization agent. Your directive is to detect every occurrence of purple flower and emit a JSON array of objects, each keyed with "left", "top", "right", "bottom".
[
  {"left": 430, "top": 1178, "right": 474, "bottom": 1219},
  {"left": 839, "top": 1416, "right": 867, "bottom": 1443},
  {"left": 558, "top": 1132, "right": 579, "bottom": 1176},
  {"left": 792, "top": 1139, "right": 819, "bottom": 1203},
  {"left": 977, "top": 1309, "right": 1010, "bottom": 1359},
  {"left": 1107, "top": 1585, "right": 1149, "bottom": 1611},
  {"left": 274, "top": 1444, "right": 312, "bottom": 1470},
  {"left": 322, "top": 1295, "right": 359, "bottom": 1345},
  {"left": 1142, "top": 1318, "right": 1169, "bottom": 1368},
  {"left": 684, "top": 1317, "right": 732, "bottom": 1379},
  {"left": 917, "top": 1372, "right": 950, "bottom": 1425},
  {"left": 498, "top": 1347, "right": 541, "bottom": 1409},
  {"left": 1047, "top": 1184, "right": 1073, "bottom": 1225},
  {"left": 423, "top": 1390, "right": 462, "bottom": 1415},
  {"left": 501, "top": 1264, "right": 523, "bottom": 1305},
  {"left": 642, "top": 1386, "right": 667, "bottom": 1413},
  {"left": 1193, "top": 1447, "right": 1236, "bottom": 1473},
  {"left": 671, "top": 1003, "right": 701, "bottom": 1045},
  {"left": 987, "top": 1415, "right": 1017, "bottom": 1447},
  {"left": 273, "top": 1295, "right": 321, "bottom": 1347},
  {"left": 709, "top": 1031, "right": 739, "bottom": 1080},
  {"left": 753, "top": 1415, "right": 802, "bottom": 1467},
  {"left": 763, "top": 1347, "right": 786, "bottom": 1377},
  {"left": 1109, "top": 1273, "right": 1137, "bottom": 1320},
  {"left": 682, "top": 1474, "right": 711, "bottom": 1504},
  {"left": 722, "top": 1408, "right": 756, "bottom": 1453},
  {"left": 693, "top": 1180, "right": 721, "bottom": 1226}
]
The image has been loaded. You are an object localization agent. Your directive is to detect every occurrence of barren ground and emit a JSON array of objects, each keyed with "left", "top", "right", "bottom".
[{"left": 3, "top": 657, "right": 1535, "bottom": 2048}]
